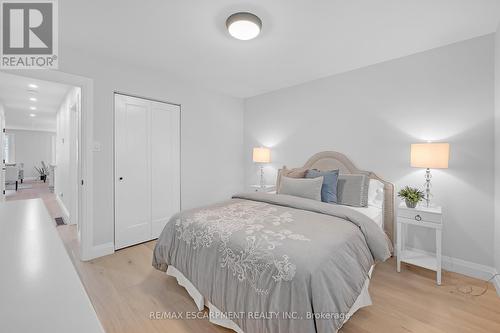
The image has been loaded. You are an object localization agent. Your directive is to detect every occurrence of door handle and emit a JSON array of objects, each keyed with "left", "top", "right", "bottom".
[{"left": 119, "top": 177, "right": 123, "bottom": 181}]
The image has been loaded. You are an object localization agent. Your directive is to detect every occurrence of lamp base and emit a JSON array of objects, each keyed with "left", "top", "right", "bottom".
[{"left": 424, "top": 168, "right": 432, "bottom": 207}]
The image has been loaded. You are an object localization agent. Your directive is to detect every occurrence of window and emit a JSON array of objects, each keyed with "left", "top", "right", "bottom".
[{"left": 3, "top": 133, "right": 15, "bottom": 164}]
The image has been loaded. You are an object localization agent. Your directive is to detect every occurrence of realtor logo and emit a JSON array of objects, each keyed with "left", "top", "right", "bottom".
[{"left": 1, "top": 0, "right": 58, "bottom": 69}]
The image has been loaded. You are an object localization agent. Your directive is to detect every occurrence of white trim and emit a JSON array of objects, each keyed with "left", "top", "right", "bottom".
[
  {"left": 85, "top": 242, "right": 114, "bottom": 260},
  {"left": 493, "top": 272, "right": 500, "bottom": 296},
  {"left": 5, "top": 126, "right": 56, "bottom": 133},
  {"left": 444, "top": 255, "right": 496, "bottom": 281},
  {"left": 56, "top": 194, "right": 70, "bottom": 223},
  {"left": 400, "top": 247, "right": 496, "bottom": 281},
  {"left": 2, "top": 70, "right": 97, "bottom": 261}
]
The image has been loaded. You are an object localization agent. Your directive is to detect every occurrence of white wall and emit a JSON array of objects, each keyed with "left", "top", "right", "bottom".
[
  {"left": 55, "top": 87, "right": 80, "bottom": 224},
  {"left": 5, "top": 129, "right": 55, "bottom": 179},
  {"left": 0, "top": 103, "right": 5, "bottom": 200},
  {"left": 58, "top": 46, "right": 244, "bottom": 249},
  {"left": 245, "top": 35, "right": 495, "bottom": 268},
  {"left": 494, "top": 23, "right": 500, "bottom": 283}
]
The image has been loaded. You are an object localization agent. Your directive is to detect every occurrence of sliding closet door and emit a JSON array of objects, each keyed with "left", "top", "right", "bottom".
[
  {"left": 114, "top": 94, "right": 152, "bottom": 249},
  {"left": 151, "top": 101, "right": 180, "bottom": 238}
]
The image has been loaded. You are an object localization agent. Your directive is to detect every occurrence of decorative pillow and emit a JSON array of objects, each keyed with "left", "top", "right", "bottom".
[
  {"left": 278, "top": 176, "right": 323, "bottom": 201},
  {"left": 305, "top": 169, "right": 339, "bottom": 203},
  {"left": 336, "top": 174, "right": 370, "bottom": 207},
  {"left": 368, "top": 179, "right": 384, "bottom": 209},
  {"left": 276, "top": 167, "right": 307, "bottom": 191}
]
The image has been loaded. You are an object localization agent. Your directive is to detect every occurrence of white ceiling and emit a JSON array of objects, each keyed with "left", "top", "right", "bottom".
[
  {"left": 0, "top": 72, "right": 71, "bottom": 131},
  {"left": 61, "top": 0, "right": 500, "bottom": 98}
]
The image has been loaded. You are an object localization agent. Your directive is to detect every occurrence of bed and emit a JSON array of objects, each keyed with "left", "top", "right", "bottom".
[{"left": 153, "top": 151, "right": 394, "bottom": 333}]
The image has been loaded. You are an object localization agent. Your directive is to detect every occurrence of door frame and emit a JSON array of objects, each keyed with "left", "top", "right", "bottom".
[
  {"left": 69, "top": 99, "right": 80, "bottom": 237},
  {"left": 2, "top": 70, "right": 95, "bottom": 261},
  {"left": 0, "top": 108, "right": 4, "bottom": 201}
]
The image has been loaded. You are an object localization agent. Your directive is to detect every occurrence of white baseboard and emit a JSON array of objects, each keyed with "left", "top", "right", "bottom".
[
  {"left": 493, "top": 273, "right": 500, "bottom": 296},
  {"left": 442, "top": 255, "right": 496, "bottom": 281},
  {"left": 55, "top": 195, "right": 71, "bottom": 224},
  {"left": 81, "top": 242, "right": 114, "bottom": 261},
  {"left": 399, "top": 247, "right": 497, "bottom": 282}
]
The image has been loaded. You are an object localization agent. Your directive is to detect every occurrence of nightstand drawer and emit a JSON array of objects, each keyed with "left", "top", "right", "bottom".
[{"left": 398, "top": 209, "right": 441, "bottom": 223}]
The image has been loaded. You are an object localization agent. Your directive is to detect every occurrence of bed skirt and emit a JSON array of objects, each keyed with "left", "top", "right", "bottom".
[{"left": 166, "top": 265, "right": 374, "bottom": 332}]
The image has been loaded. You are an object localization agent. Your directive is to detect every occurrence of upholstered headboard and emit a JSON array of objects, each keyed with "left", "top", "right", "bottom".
[{"left": 278, "top": 151, "right": 395, "bottom": 244}]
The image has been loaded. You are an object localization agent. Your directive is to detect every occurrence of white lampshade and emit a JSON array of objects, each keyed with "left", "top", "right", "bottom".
[
  {"left": 253, "top": 147, "right": 271, "bottom": 163},
  {"left": 411, "top": 143, "right": 450, "bottom": 169}
]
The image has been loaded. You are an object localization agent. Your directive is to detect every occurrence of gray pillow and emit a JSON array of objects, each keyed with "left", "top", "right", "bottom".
[
  {"left": 305, "top": 169, "right": 339, "bottom": 203},
  {"left": 278, "top": 176, "right": 323, "bottom": 201},
  {"left": 337, "top": 174, "right": 370, "bottom": 207}
]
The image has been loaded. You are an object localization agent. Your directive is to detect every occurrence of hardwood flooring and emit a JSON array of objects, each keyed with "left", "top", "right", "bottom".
[
  {"left": 5, "top": 179, "right": 62, "bottom": 220},
  {"left": 10, "top": 180, "right": 500, "bottom": 332},
  {"left": 56, "top": 227, "right": 500, "bottom": 333}
]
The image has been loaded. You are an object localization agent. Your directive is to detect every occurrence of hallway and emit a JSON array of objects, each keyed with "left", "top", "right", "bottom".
[{"left": 5, "top": 179, "right": 63, "bottom": 220}]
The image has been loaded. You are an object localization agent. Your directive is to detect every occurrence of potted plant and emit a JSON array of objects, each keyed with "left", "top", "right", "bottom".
[
  {"left": 34, "top": 163, "right": 49, "bottom": 183},
  {"left": 398, "top": 186, "right": 424, "bottom": 208}
]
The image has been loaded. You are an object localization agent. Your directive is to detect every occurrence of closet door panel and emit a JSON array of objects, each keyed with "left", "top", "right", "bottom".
[
  {"left": 114, "top": 94, "right": 152, "bottom": 249},
  {"left": 151, "top": 102, "right": 180, "bottom": 238}
]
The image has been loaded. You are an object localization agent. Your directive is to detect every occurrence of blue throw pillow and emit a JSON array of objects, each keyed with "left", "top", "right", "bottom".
[{"left": 305, "top": 169, "right": 339, "bottom": 203}]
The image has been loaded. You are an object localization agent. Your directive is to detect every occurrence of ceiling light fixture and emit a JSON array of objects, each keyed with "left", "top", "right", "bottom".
[
  {"left": 30, "top": 106, "right": 37, "bottom": 110},
  {"left": 29, "top": 97, "right": 37, "bottom": 102},
  {"left": 28, "top": 83, "right": 38, "bottom": 89},
  {"left": 226, "top": 12, "right": 262, "bottom": 40},
  {"left": 29, "top": 113, "right": 36, "bottom": 117}
]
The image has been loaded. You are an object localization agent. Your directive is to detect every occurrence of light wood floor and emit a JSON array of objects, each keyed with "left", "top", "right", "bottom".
[
  {"left": 5, "top": 146, "right": 499, "bottom": 333},
  {"left": 5, "top": 179, "right": 62, "bottom": 220},
  {"left": 12, "top": 181, "right": 500, "bottom": 332},
  {"left": 56, "top": 226, "right": 500, "bottom": 333}
]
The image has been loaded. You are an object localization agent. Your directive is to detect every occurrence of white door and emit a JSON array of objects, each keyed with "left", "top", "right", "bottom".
[
  {"left": 114, "top": 94, "right": 180, "bottom": 249},
  {"left": 114, "top": 95, "right": 152, "bottom": 249},
  {"left": 151, "top": 101, "right": 180, "bottom": 238}
]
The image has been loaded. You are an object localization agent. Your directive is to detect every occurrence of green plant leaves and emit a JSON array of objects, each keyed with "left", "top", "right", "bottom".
[{"left": 397, "top": 186, "right": 424, "bottom": 204}]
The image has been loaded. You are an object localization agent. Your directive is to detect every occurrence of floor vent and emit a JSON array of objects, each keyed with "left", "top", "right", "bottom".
[{"left": 55, "top": 217, "right": 65, "bottom": 226}]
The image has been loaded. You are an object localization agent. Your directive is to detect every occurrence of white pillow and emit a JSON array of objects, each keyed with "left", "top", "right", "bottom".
[
  {"left": 278, "top": 176, "right": 323, "bottom": 201},
  {"left": 368, "top": 179, "right": 384, "bottom": 209}
]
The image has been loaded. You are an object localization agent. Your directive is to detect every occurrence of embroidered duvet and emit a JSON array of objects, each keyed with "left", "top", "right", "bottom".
[{"left": 153, "top": 193, "right": 392, "bottom": 333}]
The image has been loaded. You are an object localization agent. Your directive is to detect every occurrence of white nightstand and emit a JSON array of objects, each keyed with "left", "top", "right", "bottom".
[
  {"left": 397, "top": 202, "right": 443, "bottom": 285},
  {"left": 250, "top": 185, "right": 276, "bottom": 193}
]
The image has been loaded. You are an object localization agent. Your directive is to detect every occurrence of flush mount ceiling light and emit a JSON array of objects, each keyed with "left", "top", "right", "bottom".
[
  {"left": 29, "top": 97, "right": 37, "bottom": 102},
  {"left": 28, "top": 83, "right": 38, "bottom": 89},
  {"left": 29, "top": 113, "right": 36, "bottom": 117},
  {"left": 30, "top": 106, "right": 37, "bottom": 110},
  {"left": 226, "top": 12, "right": 262, "bottom": 40}
]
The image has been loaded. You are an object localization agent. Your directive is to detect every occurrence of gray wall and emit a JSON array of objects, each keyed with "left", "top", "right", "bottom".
[
  {"left": 495, "top": 24, "right": 500, "bottom": 276},
  {"left": 6, "top": 129, "right": 55, "bottom": 178},
  {"left": 59, "top": 46, "right": 245, "bottom": 247},
  {"left": 244, "top": 35, "right": 495, "bottom": 267}
]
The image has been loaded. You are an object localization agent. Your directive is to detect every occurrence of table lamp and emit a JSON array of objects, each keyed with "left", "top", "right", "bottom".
[
  {"left": 410, "top": 143, "right": 450, "bottom": 207},
  {"left": 253, "top": 147, "right": 271, "bottom": 188}
]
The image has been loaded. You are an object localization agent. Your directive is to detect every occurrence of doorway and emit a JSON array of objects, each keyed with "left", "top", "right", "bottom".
[{"left": 0, "top": 70, "right": 94, "bottom": 260}]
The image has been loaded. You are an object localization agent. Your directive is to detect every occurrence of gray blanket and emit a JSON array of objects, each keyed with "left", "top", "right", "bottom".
[{"left": 153, "top": 193, "right": 392, "bottom": 333}]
